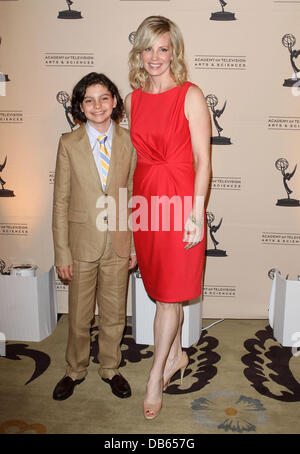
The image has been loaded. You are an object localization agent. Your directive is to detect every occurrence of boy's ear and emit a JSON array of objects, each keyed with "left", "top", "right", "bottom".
[{"left": 113, "top": 96, "right": 117, "bottom": 109}]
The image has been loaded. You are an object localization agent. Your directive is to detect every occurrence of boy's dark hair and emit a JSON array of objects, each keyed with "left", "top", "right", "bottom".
[{"left": 71, "top": 72, "right": 124, "bottom": 123}]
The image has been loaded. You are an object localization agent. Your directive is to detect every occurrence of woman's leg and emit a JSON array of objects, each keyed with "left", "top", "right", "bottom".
[
  {"left": 163, "top": 304, "right": 184, "bottom": 380},
  {"left": 144, "top": 301, "right": 181, "bottom": 404}
]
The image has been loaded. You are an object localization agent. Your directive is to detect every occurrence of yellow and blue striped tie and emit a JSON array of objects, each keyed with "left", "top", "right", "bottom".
[{"left": 97, "top": 135, "right": 110, "bottom": 191}]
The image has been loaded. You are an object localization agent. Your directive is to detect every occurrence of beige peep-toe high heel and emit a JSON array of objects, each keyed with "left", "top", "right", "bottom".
[
  {"left": 143, "top": 400, "right": 163, "bottom": 420},
  {"left": 143, "top": 378, "right": 163, "bottom": 420},
  {"left": 163, "top": 351, "right": 189, "bottom": 391}
]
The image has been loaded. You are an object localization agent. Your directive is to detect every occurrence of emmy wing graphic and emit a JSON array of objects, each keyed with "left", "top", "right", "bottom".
[
  {"left": 0, "top": 156, "right": 15, "bottom": 197},
  {"left": 275, "top": 158, "right": 300, "bottom": 206},
  {"left": 210, "top": 0, "right": 236, "bottom": 21},
  {"left": 205, "top": 212, "right": 227, "bottom": 256},
  {"left": 0, "top": 37, "right": 10, "bottom": 82},
  {"left": 56, "top": 91, "right": 76, "bottom": 131},
  {"left": 206, "top": 94, "right": 232, "bottom": 145},
  {"left": 282, "top": 34, "right": 300, "bottom": 87},
  {"left": 58, "top": 0, "right": 83, "bottom": 19}
]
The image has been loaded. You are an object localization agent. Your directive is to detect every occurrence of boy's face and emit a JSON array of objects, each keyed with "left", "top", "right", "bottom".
[{"left": 80, "top": 83, "right": 117, "bottom": 132}]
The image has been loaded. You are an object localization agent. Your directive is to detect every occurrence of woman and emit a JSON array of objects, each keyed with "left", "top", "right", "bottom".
[{"left": 125, "top": 16, "right": 211, "bottom": 419}]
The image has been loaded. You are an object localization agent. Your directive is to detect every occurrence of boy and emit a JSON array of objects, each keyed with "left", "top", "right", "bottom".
[{"left": 52, "top": 73, "right": 137, "bottom": 400}]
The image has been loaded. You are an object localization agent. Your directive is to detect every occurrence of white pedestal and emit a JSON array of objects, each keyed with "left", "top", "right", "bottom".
[
  {"left": 269, "top": 271, "right": 300, "bottom": 347},
  {"left": 132, "top": 273, "right": 202, "bottom": 348},
  {"left": 0, "top": 267, "right": 57, "bottom": 342}
]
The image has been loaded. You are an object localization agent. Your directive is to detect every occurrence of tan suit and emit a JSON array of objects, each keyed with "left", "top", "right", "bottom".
[{"left": 52, "top": 122, "right": 136, "bottom": 380}]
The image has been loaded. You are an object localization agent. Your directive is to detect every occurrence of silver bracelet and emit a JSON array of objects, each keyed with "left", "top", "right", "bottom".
[{"left": 189, "top": 214, "right": 204, "bottom": 228}]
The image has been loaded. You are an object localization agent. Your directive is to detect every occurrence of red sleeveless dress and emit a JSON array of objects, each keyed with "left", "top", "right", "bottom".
[{"left": 130, "top": 82, "right": 206, "bottom": 303}]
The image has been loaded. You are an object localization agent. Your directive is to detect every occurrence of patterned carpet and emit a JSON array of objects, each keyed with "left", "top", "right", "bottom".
[{"left": 0, "top": 315, "right": 299, "bottom": 435}]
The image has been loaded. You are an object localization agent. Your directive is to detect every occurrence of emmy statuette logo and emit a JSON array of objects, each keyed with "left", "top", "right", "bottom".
[
  {"left": 0, "top": 37, "right": 10, "bottom": 83},
  {"left": 56, "top": 91, "right": 76, "bottom": 131},
  {"left": 275, "top": 158, "right": 300, "bottom": 207},
  {"left": 129, "top": 32, "right": 136, "bottom": 45},
  {"left": 268, "top": 268, "right": 279, "bottom": 281},
  {"left": 58, "top": 0, "right": 83, "bottom": 19},
  {"left": 210, "top": 0, "right": 236, "bottom": 21},
  {"left": 268, "top": 268, "right": 288, "bottom": 280},
  {"left": 0, "top": 156, "right": 15, "bottom": 197},
  {"left": 282, "top": 34, "right": 300, "bottom": 87},
  {"left": 206, "top": 94, "right": 231, "bottom": 145},
  {"left": 205, "top": 212, "right": 227, "bottom": 257},
  {"left": 268, "top": 268, "right": 296, "bottom": 281}
]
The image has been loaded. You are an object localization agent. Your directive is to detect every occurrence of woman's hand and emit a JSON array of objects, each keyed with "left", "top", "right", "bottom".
[
  {"left": 129, "top": 254, "right": 138, "bottom": 270},
  {"left": 183, "top": 215, "right": 204, "bottom": 249}
]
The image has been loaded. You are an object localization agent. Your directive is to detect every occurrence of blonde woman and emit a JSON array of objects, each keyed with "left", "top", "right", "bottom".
[{"left": 125, "top": 16, "right": 211, "bottom": 420}]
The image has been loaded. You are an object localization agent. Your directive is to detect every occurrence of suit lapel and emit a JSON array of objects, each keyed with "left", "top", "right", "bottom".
[
  {"left": 105, "top": 122, "right": 125, "bottom": 192},
  {"left": 76, "top": 124, "right": 103, "bottom": 192}
]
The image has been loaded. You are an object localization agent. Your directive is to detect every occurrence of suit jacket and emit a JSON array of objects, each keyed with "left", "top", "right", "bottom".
[{"left": 52, "top": 122, "right": 136, "bottom": 266}]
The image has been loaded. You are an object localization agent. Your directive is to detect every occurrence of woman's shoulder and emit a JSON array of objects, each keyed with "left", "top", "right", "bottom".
[
  {"left": 124, "top": 92, "right": 132, "bottom": 108},
  {"left": 124, "top": 92, "right": 133, "bottom": 121},
  {"left": 125, "top": 88, "right": 141, "bottom": 98},
  {"left": 185, "top": 81, "right": 205, "bottom": 99},
  {"left": 184, "top": 81, "right": 201, "bottom": 91},
  {"left": 184, "top": 82, "right": 209, "bottom": 119},
  {"left": 124, "top": 90, "right": 141, "bottom": 108},
  {"left": 125, "top": 89, "right": 142, "bottom": 121}
]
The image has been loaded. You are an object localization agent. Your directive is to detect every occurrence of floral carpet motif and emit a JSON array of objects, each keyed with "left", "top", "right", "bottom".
[
  {"left": 165, "top": 329, "right": 221, "bottom": 395},
  {"left": 3, "top": 343, "right": 51, "bottom": 385},
  {"left": 242, "top": 325, "right": 300, "bottom": 402},
  {"left": 0, "top": 420, "right": 47, "bottom": 434},
  {"left": 90, "top": 325, "right": 154, "bottom": 366},
  {"left": 191, "top": 390, "right": 267, "bottom": 433}
]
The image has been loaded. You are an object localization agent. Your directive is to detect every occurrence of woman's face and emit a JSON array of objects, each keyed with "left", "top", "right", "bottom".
[{"left": 141, "top": 32, "right": 173, "bottom": 78}]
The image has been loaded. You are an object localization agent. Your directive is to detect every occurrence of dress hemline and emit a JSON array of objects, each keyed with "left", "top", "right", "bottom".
[{"left": 145, "top": 290, "right": 203, "bottom": 304}]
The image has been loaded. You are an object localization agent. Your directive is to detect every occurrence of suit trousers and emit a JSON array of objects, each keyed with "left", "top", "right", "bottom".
[{"left": 65, "top": 232, "right": 129, "bottom": 381}]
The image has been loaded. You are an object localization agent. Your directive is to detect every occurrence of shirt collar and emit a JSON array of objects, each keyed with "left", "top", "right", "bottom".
[{"left": 85, "top": 120, "right": 114, "bottom": 149}]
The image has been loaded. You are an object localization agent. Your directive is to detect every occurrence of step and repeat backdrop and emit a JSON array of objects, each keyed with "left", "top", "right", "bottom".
[{"left": 0, "top": 0, "right": 299, "bottom": 318}]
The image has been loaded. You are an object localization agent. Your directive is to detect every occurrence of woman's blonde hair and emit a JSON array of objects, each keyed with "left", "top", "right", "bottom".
[{"left": 129, "top": 16, "right": 188, "bottom": 90}]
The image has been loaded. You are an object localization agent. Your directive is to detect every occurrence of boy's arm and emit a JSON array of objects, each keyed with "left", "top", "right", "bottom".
[{"left": 52, "top": 137, "right": 73, "bottom": 267}]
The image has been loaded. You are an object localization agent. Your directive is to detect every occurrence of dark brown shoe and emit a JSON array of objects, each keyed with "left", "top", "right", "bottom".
[
  {"left": 53, "top": 376, "right": 85, "bottom": 401},
  {"left": 102, "top": 374, "right": 131, "bottom": 399}
]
